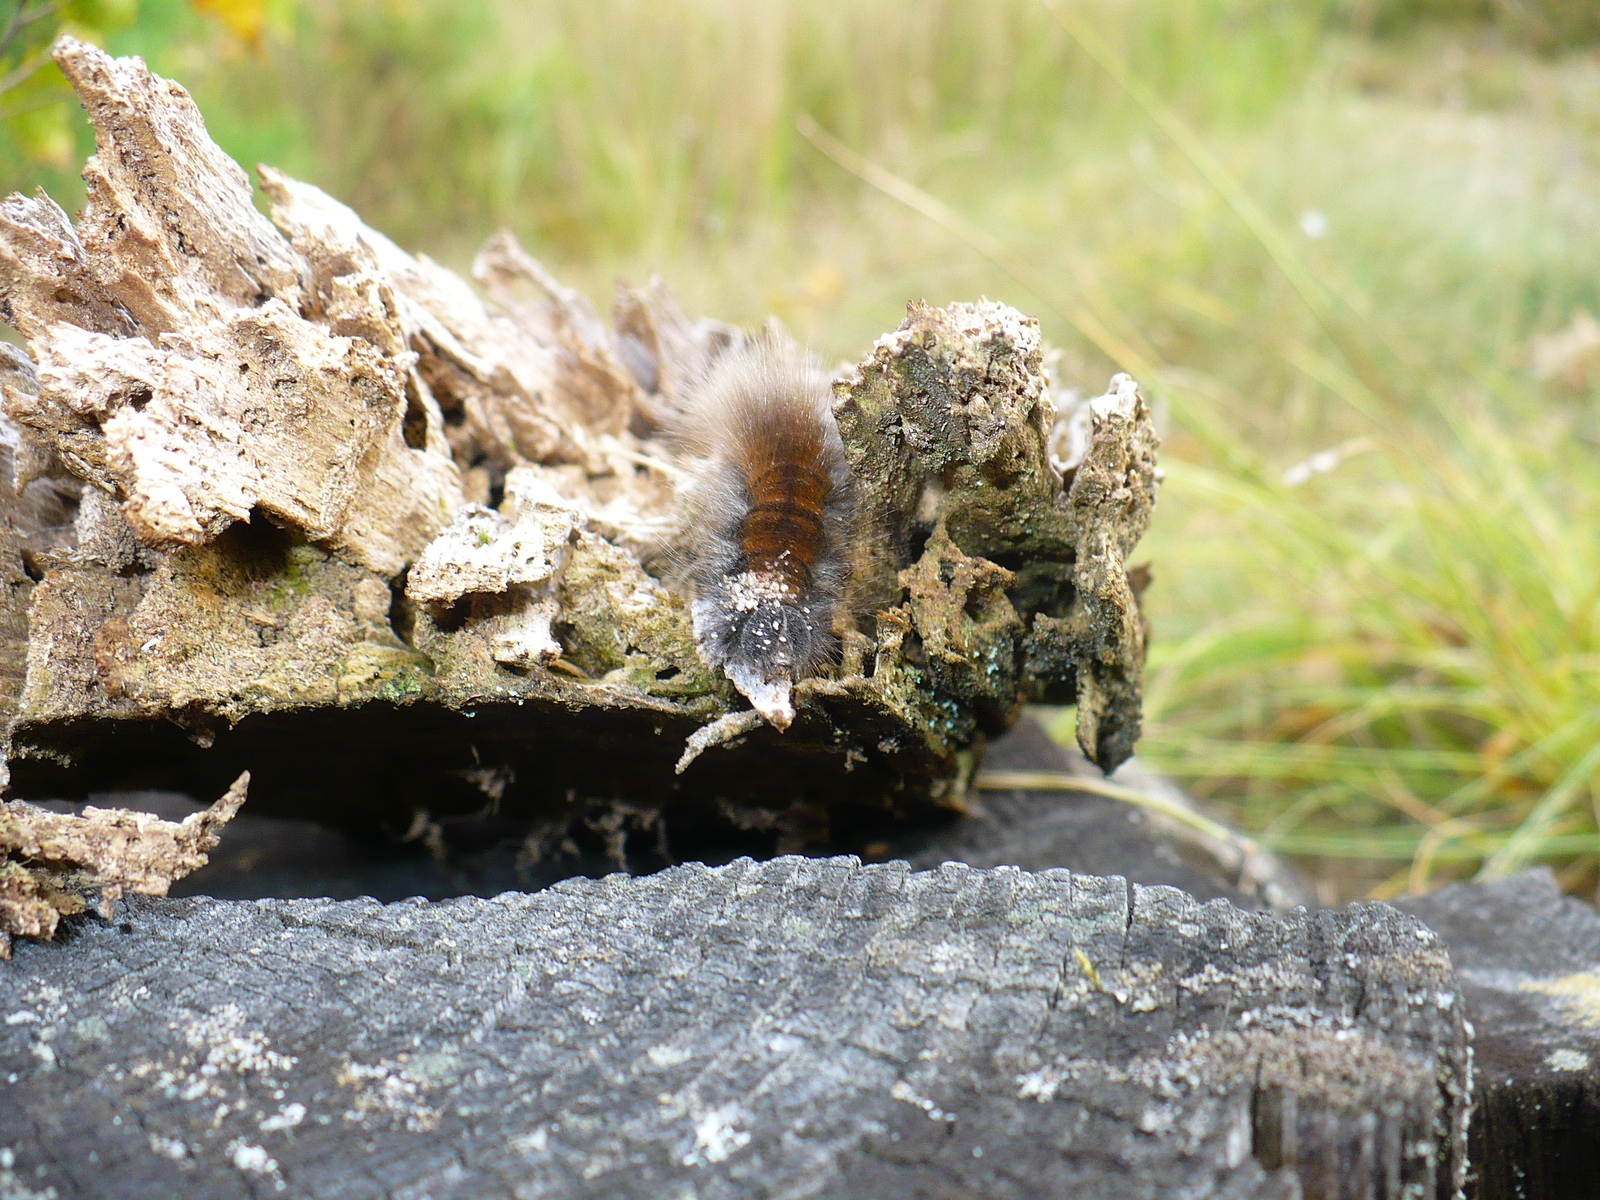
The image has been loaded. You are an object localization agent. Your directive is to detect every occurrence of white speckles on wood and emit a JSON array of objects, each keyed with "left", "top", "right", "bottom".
[{"left": 0, "top": 860, "right": 1468, "bottom": 1199}]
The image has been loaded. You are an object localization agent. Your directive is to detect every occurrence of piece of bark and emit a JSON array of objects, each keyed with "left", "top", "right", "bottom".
[
  {"left": 472, "top": 230, "right": 652, "bottom": 438},
  {"left": 610, "top": 273, "right": 749, "bottom": 426},
  {"left": 1400, "top": 870, "right": 1600, "bottom": 1200},
  {"left": 404, "top": 469, "right": 587, "bottom": 669},
  {"left": 836, "top": 308, "right": 1159, "bottom": 768},
  {"left": 0, "top": 40, "right": 1160, "bottom": 845},
  {"left": 0, "top": 40, "right": 464, "bottom": 576},
  {"left": 260, "top": 168, "right": 638, "bottom": 476},
  {"left": 0, "top": 396, "right": 81, "bottom": 795},
  {"left": 0, "top": 771, "right": 246, "bottom": 956},
  {"left": 0, "top": 858, "right": 1466, "bottom": 1199}
]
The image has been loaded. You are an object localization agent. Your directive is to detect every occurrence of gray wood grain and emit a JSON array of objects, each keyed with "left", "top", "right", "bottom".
[
  {"left": 1400, "top": 870, "right": 1600, "bottom": 1200},
  {"left": 2, "top": 858, "right": 1466, "bottom": 1199}
]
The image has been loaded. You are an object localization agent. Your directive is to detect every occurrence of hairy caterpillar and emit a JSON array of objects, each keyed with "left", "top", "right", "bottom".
[{"left": 672, "top": 339, "right": 854, "bottom": 730}]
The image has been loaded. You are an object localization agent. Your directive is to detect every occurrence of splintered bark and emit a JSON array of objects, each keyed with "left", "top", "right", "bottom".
[
  {"left": 0, "top": 40, "right": 1158, "bottom": 879},
  {"left": 0, "top": 773, "right": 246, "bottom": 957},
  {"left": 0, "top": 859, "right": 1468, "bottom": 1200}
]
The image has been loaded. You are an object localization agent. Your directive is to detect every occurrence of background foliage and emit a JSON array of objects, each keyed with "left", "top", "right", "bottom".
[{"left": 4, "top": 0, "right": 1599, "bottom": 899}]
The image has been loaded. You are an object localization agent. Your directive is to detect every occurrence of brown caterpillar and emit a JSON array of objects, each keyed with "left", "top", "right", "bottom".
[{"left": 672, "top": 339, "right": 854, "bottom": 730}]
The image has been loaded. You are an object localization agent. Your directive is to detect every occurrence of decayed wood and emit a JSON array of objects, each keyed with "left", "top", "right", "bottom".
[
  {"left": 0, "top": 43, "right": 451, "bottom": 574},
  {"left": 405, "top": 469, "right": 587, "bottom": 670},
  {"left": 837, "top": 311, "right": 1159, "bottom": 767},
  {"left": 0, "top": 858, "right": 1467, "bottom": 1199},
  {"left": 0, "top": 39, "right": 1159, "bottom": 861},
  {"left": 0, "top": 772, "right": 246, "bottom": 956}
]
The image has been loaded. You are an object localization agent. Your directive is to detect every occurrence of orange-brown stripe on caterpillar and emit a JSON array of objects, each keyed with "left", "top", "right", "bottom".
[{"left": 671, "top": 339, "right": 854, "bottom": 729}]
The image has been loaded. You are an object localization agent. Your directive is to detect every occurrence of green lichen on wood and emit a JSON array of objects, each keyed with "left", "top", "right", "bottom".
[
  {"left": 20, "top": 525, "right": 429, "bottom": 726},
  {"left": 551, "top": 531, "right": 723, "bottom": 704},
  {"left": 897, "top": 524, "right": 1025, "bottom": 731},
  {"left": 834, "top": 301, "right": 1158, "bottom": 771}
]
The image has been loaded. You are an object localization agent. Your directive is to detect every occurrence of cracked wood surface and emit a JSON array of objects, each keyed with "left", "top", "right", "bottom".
[
  {"left": 0, "top": 40, "right": 461, "bottom": 573},
  {"left": 1, "top": 858, "right": 1466, "bottom": 1200}
]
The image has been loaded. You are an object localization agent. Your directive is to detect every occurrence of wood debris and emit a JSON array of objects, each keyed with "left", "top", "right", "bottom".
[{"left": 0, "top": 772, "right": 247, "bottom": 956}]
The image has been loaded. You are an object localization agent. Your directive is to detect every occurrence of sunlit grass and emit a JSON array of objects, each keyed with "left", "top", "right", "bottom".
[{"left": 1126, "top": 407, "right": 1600, "bottom": 898}]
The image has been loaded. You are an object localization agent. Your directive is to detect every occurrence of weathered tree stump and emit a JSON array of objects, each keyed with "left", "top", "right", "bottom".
[
  {"left": 1401, "top": 870, "right": 1600, "bottom": 1200},
  {"left": 1, "top": 858, "right": 1467, "bottom": 1199}
]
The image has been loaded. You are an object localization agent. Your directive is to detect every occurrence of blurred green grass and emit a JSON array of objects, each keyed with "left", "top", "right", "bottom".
[{"left": 4, "top": 0, "right": 1600, "bottom": 898}]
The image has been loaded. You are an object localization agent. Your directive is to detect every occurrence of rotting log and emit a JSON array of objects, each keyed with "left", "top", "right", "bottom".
[
  {"left": 0, "top": 40, "right": 1157, "bottom": 865},
  {"left": 1400, "top": 870, "right": 1600, "bottom": 1200},
  {"left": 0, "top": 857, "right": 1467, "bottom": 1200}
]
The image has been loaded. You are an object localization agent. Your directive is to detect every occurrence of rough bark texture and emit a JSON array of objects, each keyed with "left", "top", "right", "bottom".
[
  {"left": 0, "top": 858, "right": 1466, "bottom": 1200},
  {"left": 1400, "top": 871, "right": 1600, "bottom": 1200},
  {"left": 0, "top": 39, "right": 1159, "bottom": 848},
  {"left": 836, "top": 317, "right": 1159, "bottom": 768}
]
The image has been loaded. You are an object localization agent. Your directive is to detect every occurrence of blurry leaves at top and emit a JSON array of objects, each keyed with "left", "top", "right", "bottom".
[
  {"left": 0, "top": 0, "right": 275, "bottom": 183},
  {"left": 34, "top": 0, "right": 1330, "bottom": 260},
  {"left": 189, "top": 0, "right": 264, "bottom": 47},
  {"left": 1, "top": 0, "right": 138, "bottom": 168}
]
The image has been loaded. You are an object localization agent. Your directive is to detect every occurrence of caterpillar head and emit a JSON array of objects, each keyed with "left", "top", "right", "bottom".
[{"left": 691, "top": 578, "right": 832, "bottom": 730}]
